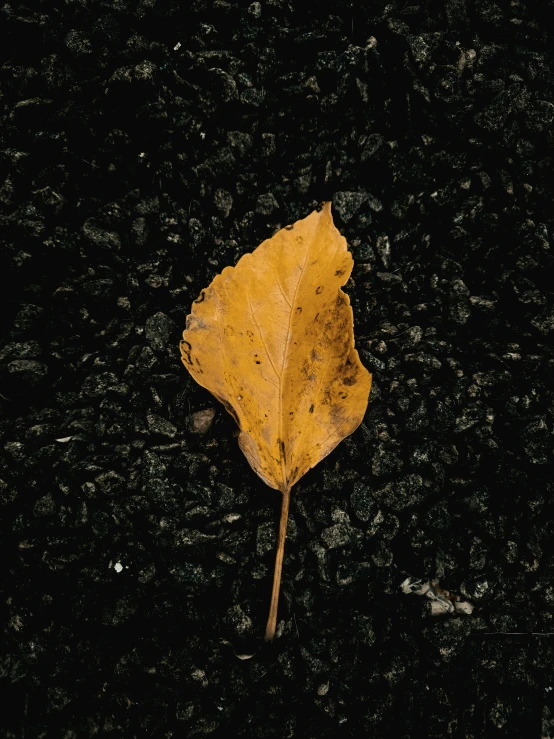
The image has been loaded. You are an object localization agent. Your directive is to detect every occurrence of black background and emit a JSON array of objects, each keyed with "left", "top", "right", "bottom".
[{"left": 1, "top": 1, "right": 554, "bottom": 737}]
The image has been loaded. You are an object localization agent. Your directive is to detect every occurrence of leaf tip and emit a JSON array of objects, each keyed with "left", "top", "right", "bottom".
[{"left": 317, "top": 200, "right": 332, "bottom": 215}]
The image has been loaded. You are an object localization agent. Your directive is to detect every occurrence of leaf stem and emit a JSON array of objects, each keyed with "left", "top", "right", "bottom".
[{"left": 264, "top": 486, "right": 291, "bottom": 641}]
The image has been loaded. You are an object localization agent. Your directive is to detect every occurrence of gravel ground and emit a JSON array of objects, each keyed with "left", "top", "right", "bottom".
[{"left": 1, "top": 1, "right": 554, "bottom": 737}]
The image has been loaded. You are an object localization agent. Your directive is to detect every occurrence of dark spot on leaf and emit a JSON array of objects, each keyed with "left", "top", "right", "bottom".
[
  {"left": 180, "top": 340, "right": 193, "bottom": 365},
  {"left": 255, "top": 360, "right": 261, "bottom": 364},
  {"left": 194, "top": 290, "right": 205, "bottom": 304},
  {"left": 330, "top": 403, "right": 344, "bottom": 421},
  {"left": 343, "top": 376, "right": 357, "bottom": 386},
  {"left": 289, "top": 412, "right": 294, "bottom": 416},
  {"left": 314, "top": 313, "right": 319, "bottom": 322},
  {"left": 335, "top": 269, "right": 345, "bottom": 277},
  {"left": 278, "top": 439, "right": 286, "bottom": 459},
  {"left": 246, "top": 330, "right": 254, "bottom": 339},
  {"left": 296, "top": 307, "right": 302, "bottom": 314},
  {"left": 340, "top": 392, "right": 348, "bottom": 399},
  {"left": 309, "top": 404, "right": 314, "bottom": 413},
  {"left": 315, "top": 286, "right": 324, "bottom": 294}
]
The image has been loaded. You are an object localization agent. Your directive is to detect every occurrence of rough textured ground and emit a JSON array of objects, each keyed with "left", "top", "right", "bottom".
[{"left": 1, "top": 1, "right": 554, "bottom": 737}]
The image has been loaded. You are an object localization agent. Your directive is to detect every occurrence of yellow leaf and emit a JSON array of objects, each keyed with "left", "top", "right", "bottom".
[{"left": 180, "top": 201, "right": 372, "bottom": 639}]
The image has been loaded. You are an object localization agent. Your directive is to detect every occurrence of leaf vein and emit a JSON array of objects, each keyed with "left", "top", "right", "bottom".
[{"left": 245, "top": 282, "right": 280, "bottom": 381}]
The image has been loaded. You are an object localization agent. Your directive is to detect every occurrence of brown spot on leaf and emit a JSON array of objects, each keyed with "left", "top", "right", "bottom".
[
  {"left": 296, "top": 307, "right": 302, "bottom": 315},
  {"left": 335, "top": 269, "right": 345, "bottom": 277},
  {"left": 330, "top": 403, "right": 344, "bottom": 422},
  {"left": 180, "top": 340, "right": 193, "bottom": 365},
  {"left": 309, "top": 404, "right": 314, "bottom": 413},
  {"left": 343, "top": 375, "right": 357, "bottom": 386},
  {"left": 315, "top": 286, "right": 324, "bottom": 295},
  {"left": 194, "top": 290, "right": 205, "bottom": 304}
]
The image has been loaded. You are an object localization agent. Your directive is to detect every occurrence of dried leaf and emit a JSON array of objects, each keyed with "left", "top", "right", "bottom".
[
  {"left": 400, "top": 577, "right": 474, "bottom": 616},
  {"left": 180, "top": 201, "right": 372, "bottom": 638}
]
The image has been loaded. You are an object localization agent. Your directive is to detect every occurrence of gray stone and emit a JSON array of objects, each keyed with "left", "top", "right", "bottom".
[
  {"left": 321, "top": 523, "right": 362, "bottom": 549},
  {"left": 7, "top": 359, "right": 48, "bottom": 385},
  {"left": 261, "top": 133, "right": 276, "bottom": 156},
  {"left": 213, "top": 188, "right": 233, "bottom": 218},
  {"left": 227, "top": 131, "right": 253, "bottom": 155},
  {"left": 191, "top": 409, "right": 215, "bottom": 434},
  {"left": 0, "top": 340, "right": 42, "bottom": 360},
  {"left": 145, "top": 312, "right": 178, "bottom": 352},
  {"left": 255, "top": 193, "right": 279, "bottom": 215},
  {"left": 351, "top": 482, "right": 375, "bottom": 522},
  {"left": 82, "top": 372, "right": 119, "bottom": 398},
  {"left": 95, "top": 471, "right": 126, "bottom": 495},
  {"left": 147, "top": 413, "right": 177, "bottom": 438},
  {"left": 209, "top": 69, "right": 237, "bottom": 102},
  {"left": 14, "top": 304, "right": 44, "bottom": 330},
  {"left": 33, "top": 493, "right": 56, "bottom": 516},
  {"left": 372, "top": 445, "right": 403, "bottom": 476},
  {"left": 373, "top": 474, "right": 426, "bottom": 511},
  {"left": 256, "top": 521, "right": 275, "bottom": 555},
  {"left": 333, "top": 191, "right": 366, "bottom": 222},
  {"left": 404, "top": 352, "right": 442, "bottom": 370}
]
